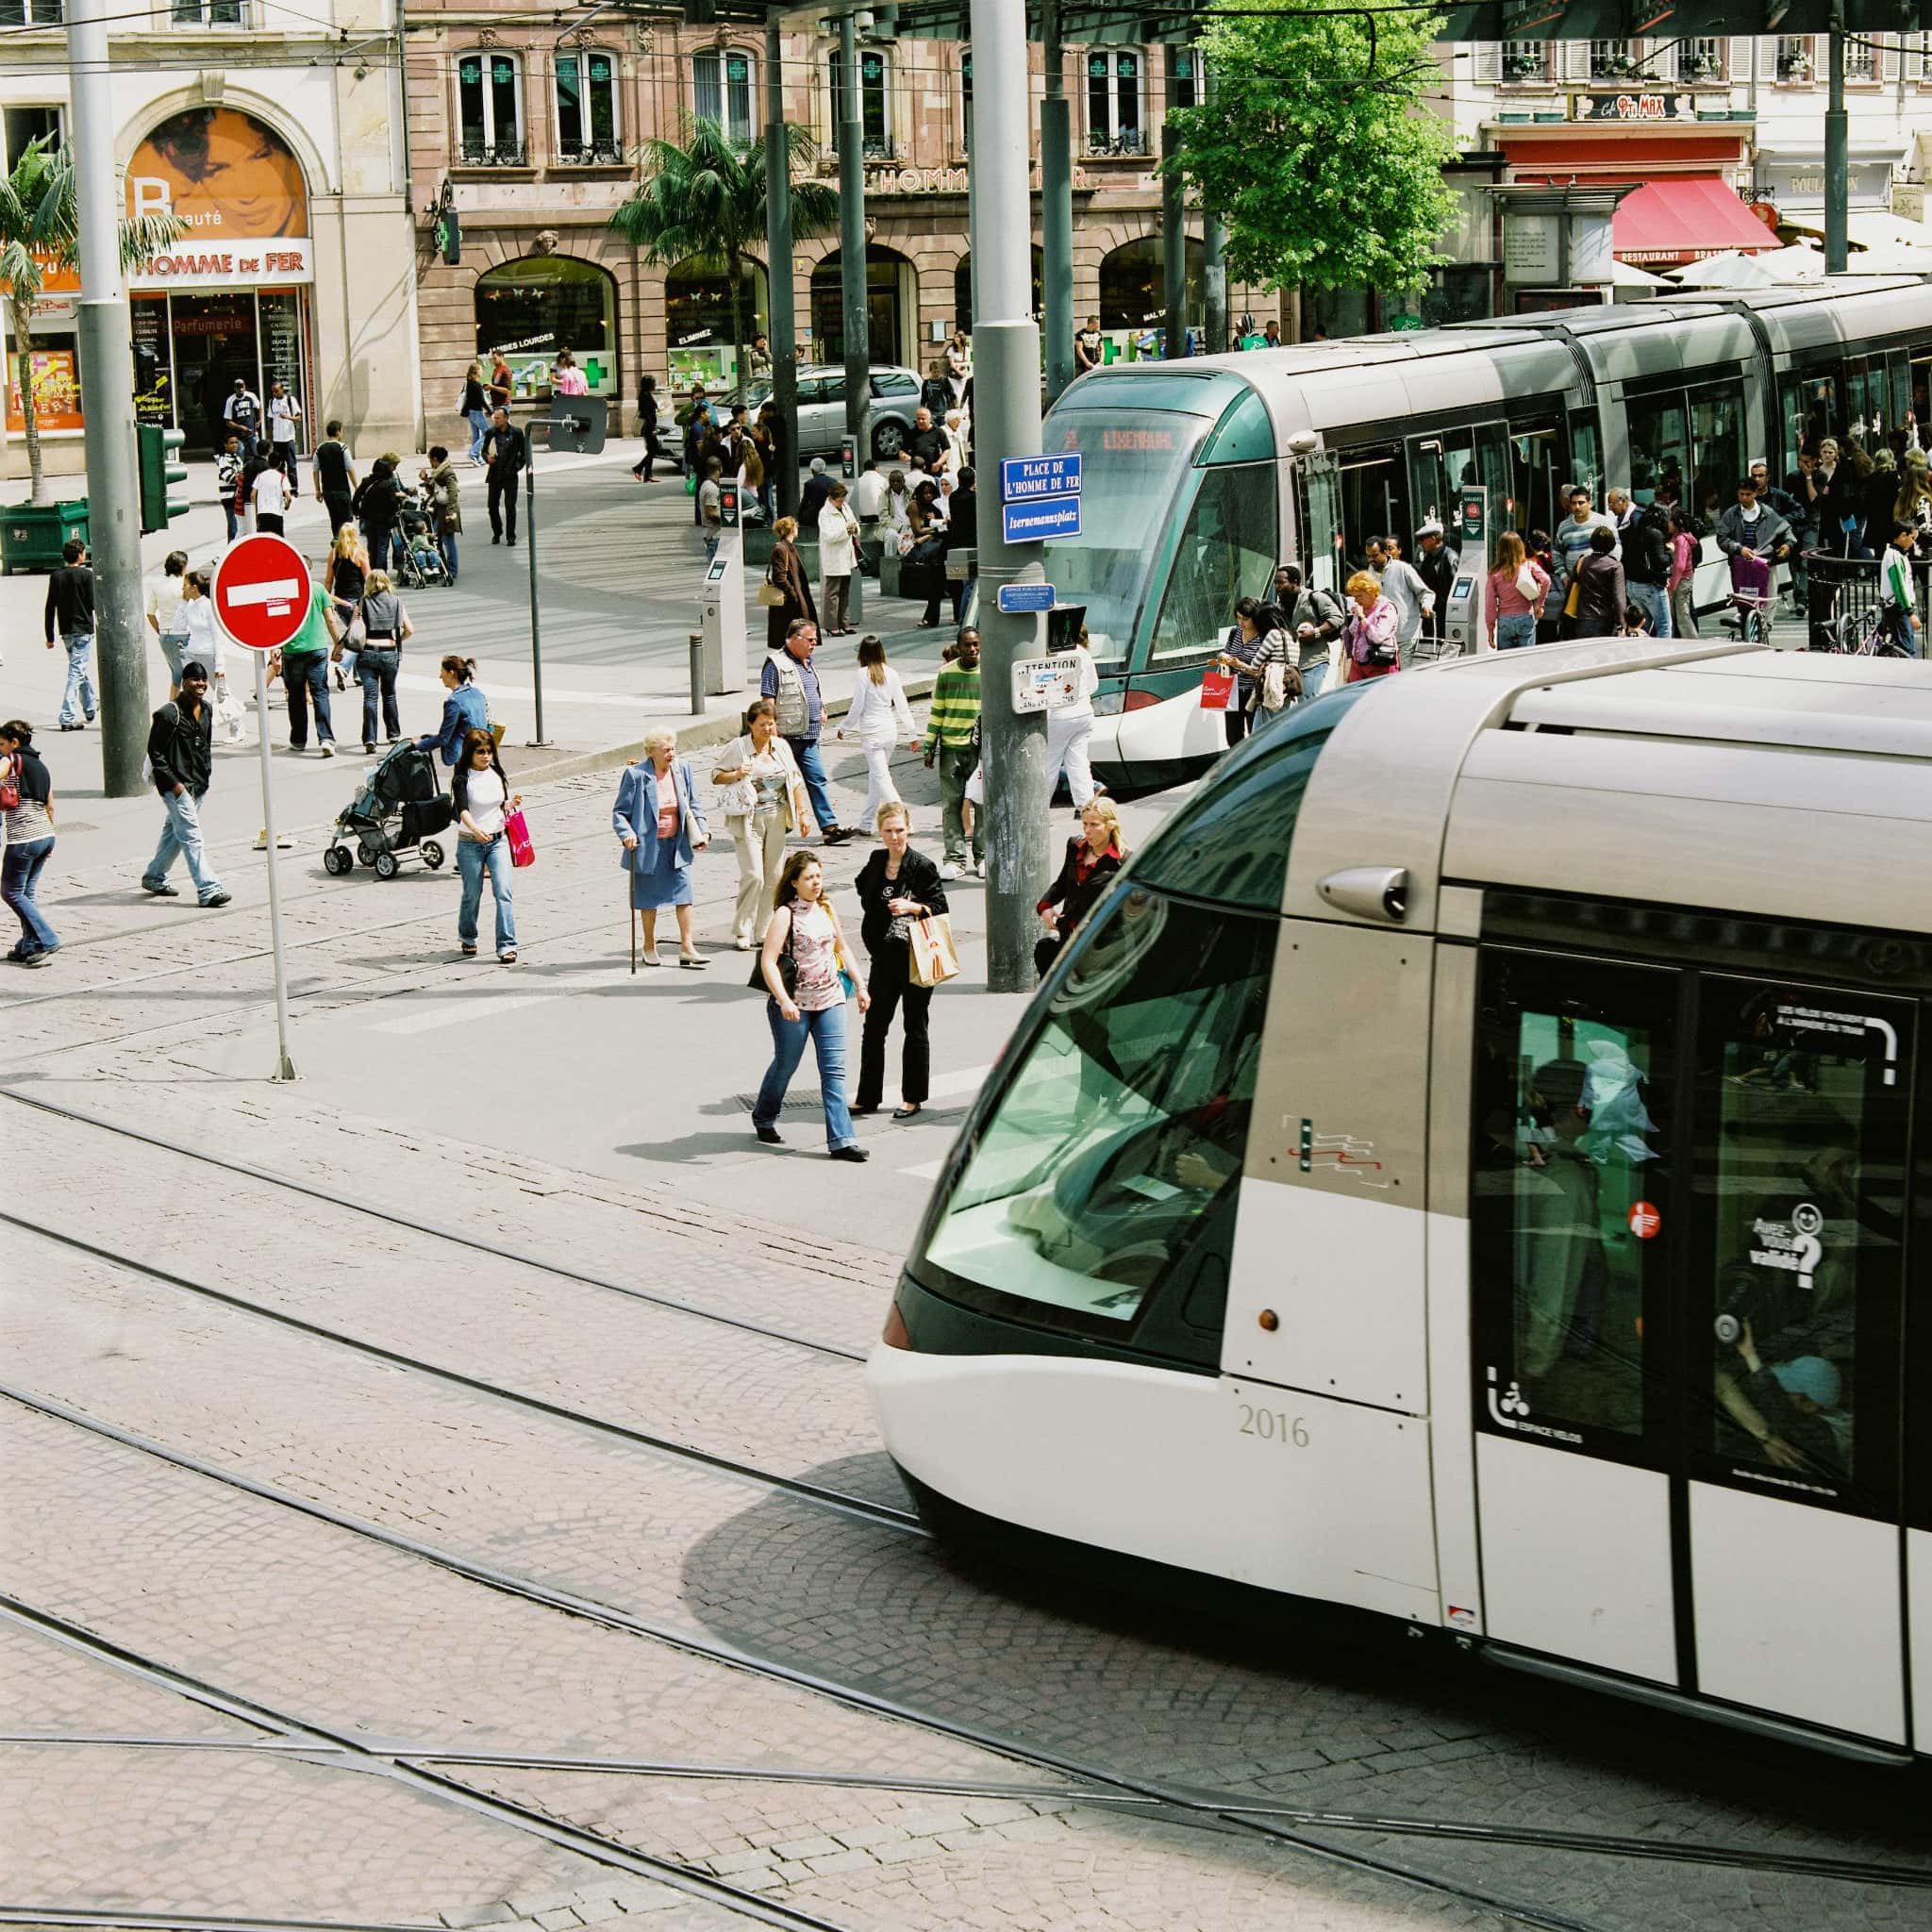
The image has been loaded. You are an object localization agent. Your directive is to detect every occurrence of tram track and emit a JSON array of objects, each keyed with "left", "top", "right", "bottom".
[{"left": 14, "top": 1388, "right": 1917, "bottom": 1932}]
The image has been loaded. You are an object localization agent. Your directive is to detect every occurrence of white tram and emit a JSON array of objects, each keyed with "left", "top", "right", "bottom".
[{"left": 870, "top": 641, "right": 1932, "bottom": 1761}]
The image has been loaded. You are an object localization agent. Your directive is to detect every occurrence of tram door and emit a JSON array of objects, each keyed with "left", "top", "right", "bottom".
[{"left": 1471, "top": 947, "right": 1911, "bottom": 1743}]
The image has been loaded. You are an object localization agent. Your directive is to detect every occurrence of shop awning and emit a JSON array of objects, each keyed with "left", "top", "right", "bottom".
[{"left": 1613, "top": 177, "right": 1781, "bottom": 264}]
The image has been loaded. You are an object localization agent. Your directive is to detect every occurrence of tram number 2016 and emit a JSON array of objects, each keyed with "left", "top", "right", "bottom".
[{"left": 1238, "top": 1406, "right": 1309, "bottom": 1448}]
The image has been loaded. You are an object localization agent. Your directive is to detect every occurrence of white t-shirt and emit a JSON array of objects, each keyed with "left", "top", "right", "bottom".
[
  {"left": 1057, "top": 648, "right": 1100, "bottom": 723},
  {"left": 463, "top": 764, "right": 507, "bottom": 838},
  {"left": 252, "top": 467, "right": 289, "bottom": 517},
  {"left": 146, "top": 572, "right": 188, "bottom": 634},
  {"left": 269, "top": 393, "right": 299, "bottom": 442},
  {"left": 853, "top": 469, "right": 888, "bottom": 519}
]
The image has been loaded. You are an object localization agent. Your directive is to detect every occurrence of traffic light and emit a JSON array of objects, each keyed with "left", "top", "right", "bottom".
[
  {"left": 435, "top": 202, "right": 461, "bottom": 266},
  {"left": 137, "top": 425, "right": 190, "bottom": 534}
]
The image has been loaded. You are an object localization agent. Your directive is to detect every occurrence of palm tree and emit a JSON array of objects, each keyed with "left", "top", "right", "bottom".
[
  {"left": 609, "top": 120, "right": 838, "bottom": 406},
  {"left": 0, "top": 136, "right": 186, "bottom": 505}
]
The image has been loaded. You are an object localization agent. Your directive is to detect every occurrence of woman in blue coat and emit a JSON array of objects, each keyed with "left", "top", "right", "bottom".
[
  {"left": 613, "top": 727, "right": 711, "bottom": 968},
  {"left": 417, "top": 656, "right": 490, "bottom": 765}
]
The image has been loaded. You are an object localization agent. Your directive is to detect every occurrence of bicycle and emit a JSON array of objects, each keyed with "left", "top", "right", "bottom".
[{"left": 1821, "top": 607, "right": 1915, "bottom": 657}]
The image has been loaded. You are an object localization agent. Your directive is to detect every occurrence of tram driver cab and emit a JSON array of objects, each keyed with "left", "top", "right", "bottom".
[{"left": 872, "top": 637, "right": 1932, "bottom": 1764}]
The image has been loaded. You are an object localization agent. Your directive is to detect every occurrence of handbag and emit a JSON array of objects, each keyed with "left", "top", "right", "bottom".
[
  {"left": 0, "top": 755, "right": 16, "bottom": 812},
  {"left": 757, "top": 575, "right": 786, "bottom": 608},
  {"left": 1199, "top": 666, "right": 1236, "bottom": 711},
  {"left": 747, "top": 923, "right": 798, "bottom": 996},
  {"left": 1261, "top": 658, "right": 1303, "bottom": 711},
  {"left": 1563, "top": 578, "right": 1581, "bottom": 619},
  {"left": 908, "top": 913, "right": 961, "bottom": 988},
  {"left": 504, "top": 808, "right": 535, "bottom": 869},
  {"left": 1514, "top": 562, "right": 1541, "bottom": 602}
]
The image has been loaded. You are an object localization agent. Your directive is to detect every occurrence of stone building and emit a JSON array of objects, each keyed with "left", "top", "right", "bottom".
[{"left": 405, "top": 17, "right": 1284, "bottom": 445}]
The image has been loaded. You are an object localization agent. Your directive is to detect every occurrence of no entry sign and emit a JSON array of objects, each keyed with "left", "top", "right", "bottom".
[{"left": 211, "top": 535, "right": 313, "bottom": 653}]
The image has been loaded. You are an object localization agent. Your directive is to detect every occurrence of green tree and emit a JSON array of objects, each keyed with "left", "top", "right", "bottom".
[
  {"left": 609, "top": 119, "right": 838, "bottom": 405},
  {"left": 0, "top": 135, "right": 186, "bottom": 504},
  {"left": 1164, "top": 4, "right": 1458, "bottom": 306}
]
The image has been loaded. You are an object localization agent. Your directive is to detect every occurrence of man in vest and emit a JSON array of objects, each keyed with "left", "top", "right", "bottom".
[{"left": 759, "top": 619, "right": 851, "bottom": 844}]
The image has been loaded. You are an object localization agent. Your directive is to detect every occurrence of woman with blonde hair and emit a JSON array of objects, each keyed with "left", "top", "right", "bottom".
[
  {"left": 764, "top": 513, "right": 816, "bottom": 651},
  {"left": 351, "top": 567, "right": 412, "bottom": 754},
  {"left": 1034, "top": 797, "right": 1125, "bottom": 979},
  {"left": 1341, "top": 568, "right": 1400, "bottom": 683},
  {"left": 1485, "top": 529, "right": 1548, "bottom": 652},
  {"left": 836, "top": 634, "right": 918, "bottom": 831},
  {"left": 324, "top": 522, "right": 370, "bottom": 692},
  {"left": 614, "top": 727, "right": 711, "bottom": 968},
  {"left": 712, "top": 697, "right": 806, "bottom": 949}
]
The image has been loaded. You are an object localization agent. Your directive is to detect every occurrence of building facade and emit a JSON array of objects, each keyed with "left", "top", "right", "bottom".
[
  {"left": 405, "top": 18, "right": 1283, "bottom": 444},
  {"left": 0, "top": 0, "right": 419, "bottom": 483}
]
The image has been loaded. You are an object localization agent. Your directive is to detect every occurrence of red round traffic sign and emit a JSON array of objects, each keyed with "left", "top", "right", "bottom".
[{"left": 211, "top": 535, "right": 314, "bottom": 653}]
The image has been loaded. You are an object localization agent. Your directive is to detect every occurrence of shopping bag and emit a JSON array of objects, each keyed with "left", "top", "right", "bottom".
[
  {"left": 504, "top": 808, "right": 535, "bottom": 868},
  {"left": 1562, "top": 579, "right": 1580, "bottom": 620},
  {"left": 1199, "top": 666, "right": 1235, "bottom": 711},
  {"left": 908, "top": 914, "right": 961, "bottom": 989},
  {"left": 214, "top": 687, "right": 247, "bottom": 744}
]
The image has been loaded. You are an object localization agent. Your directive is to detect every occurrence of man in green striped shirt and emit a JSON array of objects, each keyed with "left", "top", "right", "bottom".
[
  {"left": 1881, "top": 521, "right": 1922, "bottom": 656},
  {"left": 922, "top": 628, "right": 982, "bottom": 878}
]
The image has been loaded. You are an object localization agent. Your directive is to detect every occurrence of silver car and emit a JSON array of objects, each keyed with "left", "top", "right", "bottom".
[{"left": 744, "top": 364, "right": 926, "bottom": 461}]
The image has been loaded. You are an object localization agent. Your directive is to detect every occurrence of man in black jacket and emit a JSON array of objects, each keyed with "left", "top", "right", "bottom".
[
  {"left": 141, "top": 662, "right": 229, "bottom": 906},
  {"left": 944, "top": 469, "right": 978, "bottom": 625},
  {"left": 482, "top": 408, "right": 527, "bottom": 545},
  {"left": 43, "top": 538, "right": 96, "bottom": 730}
]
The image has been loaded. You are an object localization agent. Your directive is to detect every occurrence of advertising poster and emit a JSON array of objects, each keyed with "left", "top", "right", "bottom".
[
  {"left": 126, "top": 108, "right": 313, "bottom": 288},
  {"left": 7, "top": 348, "right": 83, "bottom": 433}
]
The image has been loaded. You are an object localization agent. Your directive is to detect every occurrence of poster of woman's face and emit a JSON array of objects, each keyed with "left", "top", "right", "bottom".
[{"left": 127, "top": 108, "right": 307, "bottom": 240}]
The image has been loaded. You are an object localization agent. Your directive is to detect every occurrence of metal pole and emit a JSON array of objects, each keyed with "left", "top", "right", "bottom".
[
  {"left": 765, "top": 7, "right": 799, "bottom": 520},
  {"left": 252, "top": 647, "right": 298, "bottom": 1082},
  {"left": 1201, "top": 56, "right": 1227, "bottom": 356},
  {"left": 525, "top": 430, "right": 548, "bottom": 746},
  {"left": 1824, "top": 6, "right": 1848, "bottom": 275},
  {"left": 68, "top": 0, "right": 145, "bottom": 799},
  {"left": 1161, "top": 118, "right": 1187, "bottom": 359},
  {"left": 837, "top": 9, "right": 869, "bottom": 623},
  {"left": 1041, "top": 0, "right": 1076, "bottom": 403},
  {"left": 970, "top": 0, "right": 1048, "bottom": 995}
]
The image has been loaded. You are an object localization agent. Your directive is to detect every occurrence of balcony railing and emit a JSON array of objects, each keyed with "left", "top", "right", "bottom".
[
  {"left": 1087, "top": 128, "right": 1150, "bottom": 158},
  {"left": 171, "top": 0, "right": 247, "bottom": 23},
  {"left": 458, "top": 137, "right": 529, "bottom": 167},
  {"left": 558, "top": 142, "right": 625, "bottom": 165},
  {"left": 0, "top": 0, "right": 62, "bottom": 23}
]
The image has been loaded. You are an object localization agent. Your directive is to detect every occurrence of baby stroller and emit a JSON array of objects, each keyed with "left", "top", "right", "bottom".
[
  {"left": 391, "top": 485, "right": 450, "bottom": 591},
  {"left": 323, "top": 741, "right": 453, "bottom": 880}
]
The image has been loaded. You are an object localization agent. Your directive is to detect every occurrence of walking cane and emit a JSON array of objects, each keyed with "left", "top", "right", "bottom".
[{"left": 631, "top": 907, "right": 638, "bottom": 976}]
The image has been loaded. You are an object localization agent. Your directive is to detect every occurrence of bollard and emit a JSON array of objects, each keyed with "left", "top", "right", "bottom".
[{"left": 689, "top": 633, "right": 707, "bottom": 715}]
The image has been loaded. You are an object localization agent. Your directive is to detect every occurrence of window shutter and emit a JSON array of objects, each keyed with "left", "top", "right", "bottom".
[
  {"left": 1560, "top": 39, "right": 1592, "bottom": 81},
  {"left": 1473, "top": 40, "right": 1503, "bottom": 82},
  {"left": 1907, "top": 34, "right": 1927, "bottom": 84},
  {"left": 1877, "top": 33, "right": 1896, "bottom": 82},
  {"left": 1647, "top": 40, "right": 1674, "bottom": 81}
]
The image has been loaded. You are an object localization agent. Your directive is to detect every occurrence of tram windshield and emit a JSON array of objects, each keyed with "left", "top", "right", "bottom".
[
  {"left": 921, "top": 887, "right": 1274, "bottom": 1337},
  {"left": 1040, "top": 409, "right": 1211, "bottom": 673}
]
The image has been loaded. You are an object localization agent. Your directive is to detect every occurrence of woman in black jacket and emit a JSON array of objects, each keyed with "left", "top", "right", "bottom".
[
  {"left": 1036, "top": 797, "right": 1125, "bottom": 980},
  {"left": 351, "top": 457, "right": 403, "bottom": 575},
  {"left": 851, "top": 801, "right": 948, "bottom": 1119},
  {"left": 631, "top": 374, "right": 667, "bottom": 482}
]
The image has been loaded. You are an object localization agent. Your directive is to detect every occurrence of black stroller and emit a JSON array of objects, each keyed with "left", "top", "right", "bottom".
[{"left": 323, "top": 741, "right": 453, "bottom": 879}]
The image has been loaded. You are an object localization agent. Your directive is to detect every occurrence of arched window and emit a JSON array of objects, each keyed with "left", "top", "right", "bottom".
[
  {"left": 457, "top": 50, "right": 525, "bottom": 165},
  {"left": 475, "top": 256, "right": 617, "bottom": 394},
  {"left": 953, "top": 248, "right": 1042, "bottom": 338},
  {"left": 555, "top": 48, "right": 620, "bottom": 162},
  {"left": 1098, "top": 235, "right": 1205, "bottom": 334},
  {"left": 828, "top": 45, "right": 891, "bottom": 159},
  {"left": 692, "top": 47, "right": 758, "bottom": 142}
]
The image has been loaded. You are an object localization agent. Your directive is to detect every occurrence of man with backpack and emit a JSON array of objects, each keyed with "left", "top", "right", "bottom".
[
  {"left": 1275, "top": 563, "right": 1344, "bottom": 699},
  {"left": 1624, "top": 499, "right": 1676, "bottom": 638}
]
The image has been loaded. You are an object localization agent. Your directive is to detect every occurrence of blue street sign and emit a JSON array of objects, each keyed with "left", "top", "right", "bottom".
[
  {"left": 996, "top": 582, "right": 1058, "bottom": 614},
  {"left": 1002, "top": 497, "right": 1083, "bottom": 544},
  {"left": 999, "top": 453, "right": 1082, "bottom": 503}
]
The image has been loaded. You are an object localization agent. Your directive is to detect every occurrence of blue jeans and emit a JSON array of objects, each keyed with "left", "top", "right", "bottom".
[
  {"left": 357, "top": 647, "right": 400, "bottom": 744},
  {"left": 1495, "top": 613, "right": 1538, "bottom": 650},
  {"left": 438, "top": 531, "right": 458, "bottom": 582},
  {"left": 1299, "top": 659, "right": 1329, "bottom": 698},
  {"left": 457, "top": 834, "right": 516, "bottom": 952},
  {"left": 58, "top": 631, "right": 95, "bottom": 725},
  {"left": 223, "top": 503, "right": 240, "bottom": 543},
  {"left": 754, "top": 999, "right": 858, "bottom": 1152},
  {"left": 787, "top": 735, "right": 840, "bottom": 834},
  {"left": 143, "top": 788, "right": 225, "bottom": 901},
  {"left": 1627, "top": 580, "right": 1671, "bottom": 638},
  {"left": 284, "top": 649, "right": 335, "bottom": 748},
  {"left": 467, "top": 408, "right": 490, "bottom": 461},
  {"left": 2, "top": 834, "right": 57, "bottom": 955}
]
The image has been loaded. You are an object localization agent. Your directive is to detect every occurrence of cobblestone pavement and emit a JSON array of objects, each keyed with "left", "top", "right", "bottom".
[{"left": 7, "top": 748, "right": 1931, "bottom": 1932}]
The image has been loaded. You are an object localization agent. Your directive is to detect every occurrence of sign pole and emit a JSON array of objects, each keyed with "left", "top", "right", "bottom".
[
  {"left": 525, "top": 428, "right": 549, "bottom": 748},
  {"left": 252, "top": 645, "right": 298, "bottom": 1081}
]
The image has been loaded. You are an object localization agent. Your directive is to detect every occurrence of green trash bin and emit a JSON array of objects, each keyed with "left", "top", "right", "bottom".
[{"left": 0, "top": 497, "right": 90, "bottom": 575}]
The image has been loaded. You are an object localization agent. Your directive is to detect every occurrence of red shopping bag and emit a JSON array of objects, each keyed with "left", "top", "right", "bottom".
[
  {"left": 504, "top": 808, "right": 535, "bottom": 869},
  {"left": 1199, "top": 666, "right": 1235, "bottom": 711}
]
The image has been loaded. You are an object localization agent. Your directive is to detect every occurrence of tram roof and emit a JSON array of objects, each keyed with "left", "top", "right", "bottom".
[{"left": 1287, "top": 642, "right": 1932, "bottom": 941}]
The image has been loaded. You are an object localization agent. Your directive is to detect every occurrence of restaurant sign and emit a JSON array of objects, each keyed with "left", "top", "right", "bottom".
[{"left": 1574, "top": 92, "right": 1694, "bottom": 122}]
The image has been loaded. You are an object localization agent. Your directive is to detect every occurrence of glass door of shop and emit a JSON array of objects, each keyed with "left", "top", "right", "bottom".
[{"left": 171, "top": 293, "right": 258, "bottom": 457}]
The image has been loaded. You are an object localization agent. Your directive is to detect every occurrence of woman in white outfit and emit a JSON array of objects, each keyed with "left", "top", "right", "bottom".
[
  {"left": 837, "top": 634, "right": 918, "bottom": 834},
  {"left": 818, "top": 482, "right": 860, "bottom": 636},
  {"left": 711, "top": 697, "right": 807, "bottom": 949},
  {"left": 1043, "top": 624, "right": 1101, "bottom": 812}
]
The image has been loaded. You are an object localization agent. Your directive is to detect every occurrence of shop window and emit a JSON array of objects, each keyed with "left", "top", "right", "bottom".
[
  {"left": 458, "top": 51, "right": 525, "bottom": 165},
  {"left": 0, "top": 0, "right": 61, "bottom": 22},
  {"left": 1097, "top": 234, "right": 1204, "bottom": 335},
  {"left": 1087, "top": 51, "right": 1144, "bottom": 155},
  {"left": 3, "top": 105, "right": 60, "bottom": 163},
  {"left": 692, "top": 47, "right": 756, "bottom": 142},
  {"left": 1775, "top": 37, "right": 1814, "bottom": 84},
  {"left": 828, "top": 47, "right": 891, "bottom": 159},
  {"left": 171, "top": 0, "right": 245, "bottom": 23},
  {"left": 555, "top": 49, "right": 619, "bottom": 162},
  {"left": 475, "top": 256, "right": 615, "bottom": 393}
]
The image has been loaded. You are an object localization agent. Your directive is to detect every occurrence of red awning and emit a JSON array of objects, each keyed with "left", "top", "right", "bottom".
[{"left": 1613, "top": 177, "right": 1781, "bottom": 264}]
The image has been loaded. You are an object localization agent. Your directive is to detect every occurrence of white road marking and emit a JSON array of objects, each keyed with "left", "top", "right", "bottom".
[
  {"left": 373, "top": 993, "right": 558, "bottom": 1035},
  {"left": 923, "top": 1062, "right": 992, "bottom": 1098},
  {"left": 898, "top": 1158, "right": 946, "bottom": 1181}
]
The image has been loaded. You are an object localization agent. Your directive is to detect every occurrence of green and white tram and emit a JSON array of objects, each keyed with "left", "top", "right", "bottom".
[
  {"left": 1049, "top": 279, "right": 1932, "bottom": 793},
  {"left": 870, "top": 639, "right": 1932, "bottom": 1761}
]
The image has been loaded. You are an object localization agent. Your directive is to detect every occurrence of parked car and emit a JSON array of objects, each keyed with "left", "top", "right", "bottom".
[{"left": 744, "top": 364, "right": 925, "bottom": 461}]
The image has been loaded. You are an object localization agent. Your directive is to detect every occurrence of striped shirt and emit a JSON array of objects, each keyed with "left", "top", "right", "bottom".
[{"left": 923, "top": 662, "right": 982, "bottom": 752}]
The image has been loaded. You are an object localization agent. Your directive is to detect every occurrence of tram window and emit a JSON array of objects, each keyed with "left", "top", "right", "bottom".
[
  {"left": 921, "top": 892, "right": 1274, "bottom": 1341},
  {"left": 1508, "top": 425, "right": 1560, "bottom": 541},
  {"left": 1337, "top": 449, "right": 1407, "bottom": 574},
  {"left": 1688, "top": 381, "right": 1745, "bottom": 525},
  {"left": 1146, "top": 463, "right": 1276, "bottom": 663},
  {"left": 1695, "top": 986, "right": 1908, "bottom": 1504},
  {"left": 1910, "top": 356, "right": 1931, "bottom": 446},
  {"left": 1409, "top": 432, "right": 1478, "bottom": 532},
  {"left": 1624, "top": 393, "right": 1689, "bottom": 508},
  {"left": 1567, "top": 417, "right": 1602, "bottom": 507},
  {"left": 1472, "top": 952, "right": 1674, "bottom": 1446}
]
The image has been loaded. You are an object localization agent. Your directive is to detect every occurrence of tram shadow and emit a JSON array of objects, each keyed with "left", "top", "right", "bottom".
[{"left": 682, "top": 1455, "right": 1932, "bottom": 1924}]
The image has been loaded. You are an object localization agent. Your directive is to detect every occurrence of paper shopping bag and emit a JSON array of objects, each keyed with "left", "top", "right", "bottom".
[
  {"left": 1199, "top": 666, "right": 1236, "bottom": 711},
  {"left": 908, "top": 914, "right": 961, "bottom": 989},
  {"left": 504, "top": 808, "right": 536, "bottom": 869}
]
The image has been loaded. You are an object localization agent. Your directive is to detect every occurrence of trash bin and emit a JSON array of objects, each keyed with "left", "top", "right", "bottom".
[{"left": 0, "top": 497, "right": 90, "bottom": 575}]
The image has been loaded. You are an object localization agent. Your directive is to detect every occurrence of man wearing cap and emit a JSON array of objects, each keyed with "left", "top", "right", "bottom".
[
  {"left": 141, "top": 661, "right": 230, "bottom": 907},
  {"left": 1415, "top": 520, "right": 1459, "bottom": 654}
]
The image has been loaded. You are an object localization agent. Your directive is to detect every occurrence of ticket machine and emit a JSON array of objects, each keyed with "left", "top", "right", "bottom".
[{"left": 699, "top": 482, "right": 746, "bottom": 695}]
